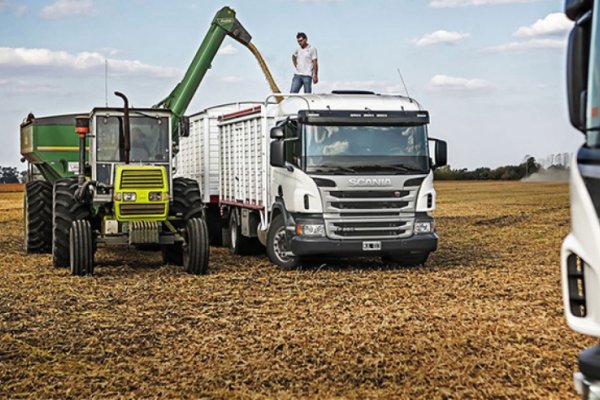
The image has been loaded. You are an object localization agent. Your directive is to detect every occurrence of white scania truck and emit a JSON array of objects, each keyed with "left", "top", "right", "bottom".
[
  {"left": 177, "top": 91, "right": 447, "bottom": 268},
  {"left": 562, "top": 0, "right": 600, "bottom": 398}
]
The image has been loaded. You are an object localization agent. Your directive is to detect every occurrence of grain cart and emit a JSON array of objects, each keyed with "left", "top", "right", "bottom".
[
  {"left": 205, "top": 92, "right": 447, "bottom": 268},
  {"left": 20, "top": 6, "right": 278, "bottom": 275},
  {"left": 562, "top": 0, "right": 600, "bottom": 397}
]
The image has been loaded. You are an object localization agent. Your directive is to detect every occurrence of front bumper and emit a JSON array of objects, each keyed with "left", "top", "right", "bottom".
[{"left": 290, "top": 232, "right": 438, "bottom": 257}]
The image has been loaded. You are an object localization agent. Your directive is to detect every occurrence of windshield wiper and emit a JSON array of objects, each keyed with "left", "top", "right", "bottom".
[{"left": 353, "top": 164, "right": 424, "bottom": 172}]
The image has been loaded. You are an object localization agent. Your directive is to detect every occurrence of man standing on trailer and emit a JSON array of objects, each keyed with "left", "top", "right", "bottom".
[{"left": 291, "top": 32, "right": 318, "bottom": 93}]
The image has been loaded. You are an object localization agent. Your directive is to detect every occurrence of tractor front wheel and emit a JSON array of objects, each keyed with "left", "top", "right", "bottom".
[
  {"left": 183, "top": 217, "right": 209, "bottom": 275},
  {"left": 69, "top": 220, "right": 94, "bottom": 276}
]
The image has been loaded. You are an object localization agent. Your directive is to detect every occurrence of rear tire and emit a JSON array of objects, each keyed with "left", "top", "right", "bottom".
[
  {"left": 52, "top": 178, "right": 90, "bottom": 267},
  {"left": 266, "top": 215, "right": 300, "bottom": 269},
  {"left": 70, "top": 220, "right": 94, "bottom": 276},
  {"left": 183, "top": 218, "right": 209, "bottom": 275},
  {"left": 228, "top": 211, "right": 255, "bottom": 255},
  {"left": 171, "top": 178, "right": 204, "bottom": 225},
  {"left": 24, "top": 180, "right": 52, "bottom": 253}
]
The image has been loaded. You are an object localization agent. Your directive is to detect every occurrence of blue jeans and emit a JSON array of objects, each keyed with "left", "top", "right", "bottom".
[{"left": 291, "top": 74, "right": 312, "bottom": 93}]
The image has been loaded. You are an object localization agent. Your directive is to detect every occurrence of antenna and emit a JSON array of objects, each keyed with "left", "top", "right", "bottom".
[
  {"left": 104, "top": 59, "right": 108, "bottom": 107},
  {"left": 396, "top": 68, "right": 413, "bottom": 103}
]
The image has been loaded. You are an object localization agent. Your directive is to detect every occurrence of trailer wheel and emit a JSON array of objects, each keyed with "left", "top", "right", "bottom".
[
  {"left": 228, "top": 211, "right": 255, "bottom": 255},
  {"left": 52, "top": 178, "right": 90, "bottom": 267},
  {"left": 171, "top": 178, "right": 204, "bottom": 225},
  {"left": 70, "top": 220, "right": 94, "bottom": 276},
  {"left": 381, "top": 252, "right": 429, "bottom": 267},
  {"left": 161, "top": 242, "right": 183, "bottom": 266},
  {"left": 183, "top": 217, "right": 209, "bottom": 275},
  {"left": 24, "top": 180, "right": 52, "bottom": 253},
  {"left": 266, "top": 215, "right": 300, "bottom": 269}
]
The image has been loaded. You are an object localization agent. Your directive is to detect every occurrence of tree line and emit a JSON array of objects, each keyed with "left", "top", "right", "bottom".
[{"left": 434, "top": 157, "right": 568, "bottom": 180}]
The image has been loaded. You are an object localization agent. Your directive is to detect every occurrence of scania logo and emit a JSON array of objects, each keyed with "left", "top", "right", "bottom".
[{"left": 348, "top": 178, "right": 392, "bottom": 187}]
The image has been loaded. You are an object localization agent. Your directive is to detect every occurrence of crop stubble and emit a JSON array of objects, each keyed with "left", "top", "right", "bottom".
[{"left": 0, "top": 181, "right": 592, "bottom": 399}]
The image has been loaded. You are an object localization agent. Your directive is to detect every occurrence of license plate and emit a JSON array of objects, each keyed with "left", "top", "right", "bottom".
[{"left": 362, "top": 241, "right": 381, "bottom": 251}]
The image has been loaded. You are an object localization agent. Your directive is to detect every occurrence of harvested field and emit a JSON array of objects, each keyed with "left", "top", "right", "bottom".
[{"left": 0, "top": 181, "right": 591, "bottom": 399}]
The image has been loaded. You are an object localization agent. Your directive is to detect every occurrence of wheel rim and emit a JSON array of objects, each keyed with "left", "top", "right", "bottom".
[{"left": 272, "top": 227, "right": 292, "bottom": 263}]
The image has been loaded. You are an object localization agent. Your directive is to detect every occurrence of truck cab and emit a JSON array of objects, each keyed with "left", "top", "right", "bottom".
[{"left": 264, "top": 92, "right": 447, "bottom": 267}]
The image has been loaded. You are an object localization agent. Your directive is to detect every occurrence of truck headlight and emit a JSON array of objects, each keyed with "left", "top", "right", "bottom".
[
  {"left": 123, "top": 192, "right": 137, "bottom": 202},
  {"left": 414, "top": 222, "right": 432, "bottom": 234},
  {"left": 297, "top": 224, "right": 325, "bottom": 237}
]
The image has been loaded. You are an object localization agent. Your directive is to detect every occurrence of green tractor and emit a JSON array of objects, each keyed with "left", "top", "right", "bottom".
[{"left": 20, "top": 6, "right": 277, "bottom": 276}]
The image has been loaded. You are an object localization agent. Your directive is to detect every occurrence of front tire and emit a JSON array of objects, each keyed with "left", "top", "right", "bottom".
[
  {"left": 183, "top": 218, "right": 209, "bottom": 275},
  {"left": 52, "top": 178, "right": 90, "bottom": 267},
  {"left": 266, "top": 215, "right": 300, "bottom": 269},
  {"left": 24, "top": 180, "right": 52, "bottom": 253},
  {"left": 69, "top": 220, "right": 94, "bottom": 276}
]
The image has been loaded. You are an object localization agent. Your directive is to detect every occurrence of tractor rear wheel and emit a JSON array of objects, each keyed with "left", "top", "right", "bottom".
[
  {"left": 183, "top": 217, "right": 209, "bottom": 275},
  {"left": 171, "top": 177, "right": 204, "bottom": 224},
  {"left": 52, "top": 178, "right": 90, "bottom": 267},
  {"left": 70, "top": 220, "right": 94, "bottom": 276},
  {"left": 24, "top": 180, "right": 52, "bottom": 253}
]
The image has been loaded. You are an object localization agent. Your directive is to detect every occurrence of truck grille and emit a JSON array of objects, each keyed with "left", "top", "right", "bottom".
[
  {"left": 319, "top": 181, "right": 421, "bottom": 240},
  {"left": 119, "top": 204, "right": 166, "bottom": 216},
  {"left": 120, "top": 169, "right": 164, "bottom": 189}
]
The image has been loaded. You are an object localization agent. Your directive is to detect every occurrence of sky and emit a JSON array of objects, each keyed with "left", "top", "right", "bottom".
[{"left": 0, "top": 0, "right": 584, "bottom": 169}]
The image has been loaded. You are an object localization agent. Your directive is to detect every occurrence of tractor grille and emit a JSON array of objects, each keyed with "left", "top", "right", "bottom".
[
  {"left": 319, "top": 182, "right": 421, "bottom": 240},
  {"left": 120, "top": 169, "right": 164, "bottom": 189},
  {"left": 119, "top": 203, "right": 166, "bottom": 216}
]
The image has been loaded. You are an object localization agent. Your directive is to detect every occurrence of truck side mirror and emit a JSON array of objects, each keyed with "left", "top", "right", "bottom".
[
  {"left": 270, "top": 140, "right": 285, "bottom": 167},
  {"left": 179, "top": 116, "right": 190, "bottom": 137},
  {"left": 270, "top": 126, "right": 284, "bottom": 139},
  {"left": 566, "top": 12, "right": 592, "bottom": 132},
  {"left": 429, "top": 138, "right": 447, "bottom": 169}
]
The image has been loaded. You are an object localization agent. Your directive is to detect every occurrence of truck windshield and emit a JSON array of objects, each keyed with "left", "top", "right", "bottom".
[
  {"left": 303, "top": 125, "right": 429, "bottom": 174},
  {"left": 97, "top": 116, "right": 170, "bottom": 162},
  {"left": 587, "top": 0, "right": 600, "bottom": 146}
]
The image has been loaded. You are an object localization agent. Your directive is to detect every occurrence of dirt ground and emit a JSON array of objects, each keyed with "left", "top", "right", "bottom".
[{"left": 0, "top": 181, "right": 592, "bottom": 399}]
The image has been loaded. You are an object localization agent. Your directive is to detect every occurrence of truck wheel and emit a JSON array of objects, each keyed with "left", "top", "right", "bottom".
[
  {"left": 183, "top": 217, "right": 209, "bottom": 275},
  {"left": 161, "top": 243, "right": 183, "bottom": 266},
  {"left": 381, "top": 252, "right": 429, "bottom": 267},
  {"left": 171, "top": 178, "right": 204, "bottom": 225},
  {"left": 52, "top": 178, "right": 90, "bottom": 267},
  {"left": 24, "top": 180, "right": 52, "bottom": 253},
  {"left": 69, "top": 220, "right": 94, "bottom": 276},
  {"left": 266, "top": 215, "right": 300, "bottom": 269},
  {"left": 228, "top": 211, "right": 254, "bottom": 255}
]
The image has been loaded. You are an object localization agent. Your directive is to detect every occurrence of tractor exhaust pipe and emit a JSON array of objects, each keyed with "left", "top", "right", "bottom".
[
  {"left": 114, "top": 91, "right": 131, "bottom": 164},
  {"left": 75, "top": 116, "right": 89, "bottom": 185}
]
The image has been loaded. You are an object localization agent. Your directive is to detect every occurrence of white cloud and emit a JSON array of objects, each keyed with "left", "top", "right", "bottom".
[
  {"left": 412, "top": 30, "right": 470, "bottom": 46},
  {"left": 0, "top": 47, "right": 179, "bottom": 78},
  {"left": 217, "top": 44, "right": 239, "bottom": 56},
  {"left": 41, "top": 0, "right": 95, "bottom": 19},
  {"left": 430, "top": 0, "right": 538, "bottom": 7},
  {"left": 429, "top": 74, "right": 494, "bottom": 92},
  {"left": 0, "top": 79, "right": 57, "bottom": 95},
  {"left": 96, "top": 47, "right": 121, "bottom": 57},
  {"left": 484, "top": 38, "right": 566, "bottom": 52},
  {"left": 514, "top": 13, "right": 572, "bottom": 37}
]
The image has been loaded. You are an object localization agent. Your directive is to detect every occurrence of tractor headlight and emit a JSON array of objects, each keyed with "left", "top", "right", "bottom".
[
  {"left": 296, "top": 224, "right": 325, "bottom": 237},
  {"left": 148, "top": 192, "right": 163, "bottom": 201},
  {"left": 123, "top": 192, "right": 137, "bottom": 202},
  {"left": 414, "top": 222, "right": 432, "bottom": 234}
]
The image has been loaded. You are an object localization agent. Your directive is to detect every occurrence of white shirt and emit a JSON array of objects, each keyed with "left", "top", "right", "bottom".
[{"left": 293, "top": 45, "right": 318, "bottom": 77}]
